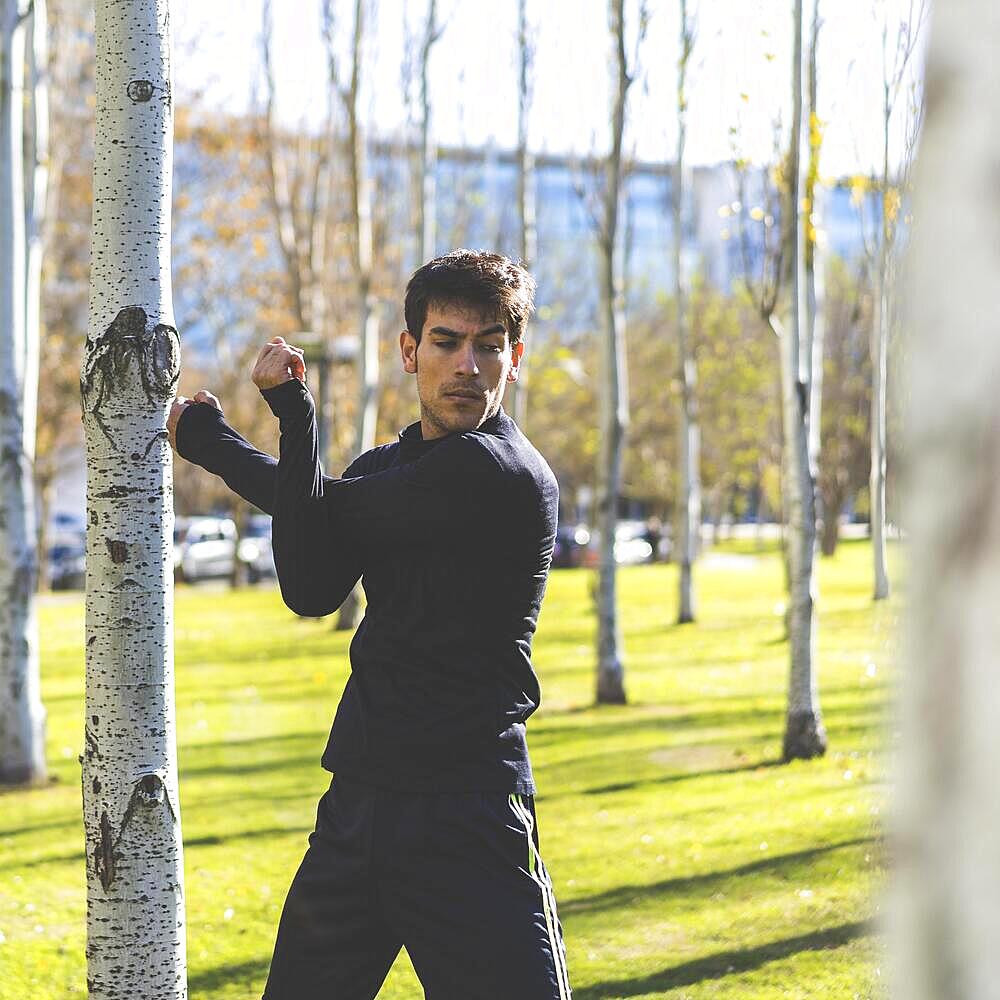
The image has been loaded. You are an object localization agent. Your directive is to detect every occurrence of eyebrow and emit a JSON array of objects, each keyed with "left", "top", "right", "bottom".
[{"left": 428, "top": 324, "right": 506, "bottom": 338}]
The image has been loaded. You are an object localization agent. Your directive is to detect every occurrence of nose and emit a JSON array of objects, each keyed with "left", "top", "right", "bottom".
[{"left": 454, "top": 341, "right": 479, "bottom": 377}]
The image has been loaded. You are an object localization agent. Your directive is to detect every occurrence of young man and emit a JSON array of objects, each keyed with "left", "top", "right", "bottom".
[{"left": 169, "top": 251, "right": 570, "bottom": 999}]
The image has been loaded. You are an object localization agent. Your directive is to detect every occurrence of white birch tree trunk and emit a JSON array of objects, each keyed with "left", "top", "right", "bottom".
[
  {"left": 23, "top": 0, "right": 46, "bottom": 460},
  {"left": 893, "top": 4, "right": 1000, "bottom": 995},
  {"left": 81, "top": 2, "right": 186, "bottom": 995},
  {"left": 675, "top": 0, "right": 698, "bottom": 625},
  {"left": 805, "top": 0, "right": 824, "bottom": 478},
  {"left": 595, "top": 0, "right": 630, "bottom": 705},
  {"left": 0, "top": 0, "right": 45, "bottom": 787},
  {"left": 417, "top": 0, "right": 438, "bottom": 264},
  {"left": 508, "top": 0, "right": 535, "bottom": 430},
  {"left": 871, "top": 65, "right": 893, "bottom": 601},
  {"left": 336, "top": 0, "right": 379, "bottom": 632},
  {"left": 780, "top": 0, "right": 825, "bottom": 761},
  {"left": 871, "top": 221, "right": 890, "bottom": 599}
]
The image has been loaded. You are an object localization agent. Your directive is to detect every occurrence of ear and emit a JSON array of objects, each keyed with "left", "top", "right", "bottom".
[
  {"left": 506, "top": 340, "right": 525, "bottom": 383},
  {"left": 400, "top": 330, "right": 418, "bottom": 374}
]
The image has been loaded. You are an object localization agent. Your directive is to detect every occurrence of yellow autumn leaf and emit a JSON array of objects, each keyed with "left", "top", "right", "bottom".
[{"left": 885, "top": 187, "right": 901, "bottom": 222}]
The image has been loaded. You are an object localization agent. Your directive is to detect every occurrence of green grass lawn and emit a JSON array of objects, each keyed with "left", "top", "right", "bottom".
[{"left": 1, "top": 539, "right": 896, "bottom": 999}]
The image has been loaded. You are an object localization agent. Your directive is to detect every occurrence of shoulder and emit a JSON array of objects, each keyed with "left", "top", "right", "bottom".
[{"left": 343, "top": 441, "right": 399, "bottom": 478}]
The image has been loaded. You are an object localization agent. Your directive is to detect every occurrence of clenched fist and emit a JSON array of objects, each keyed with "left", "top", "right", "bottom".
[
  {"left": 251, "top": 337, "right": 306, "bottom": 390},
  {"left": 168, "top": 390, "right": 222, "bottom": 450}
]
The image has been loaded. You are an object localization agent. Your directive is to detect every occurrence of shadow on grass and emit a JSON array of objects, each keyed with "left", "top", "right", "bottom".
[
  {"left": 179, "top": 752, "right": 322, "bottom": 780},
  {"left": 580, "top": 758, "right": 785, "bottom": 797},
  {"left": 187, "top": 957, "right": 271, "bottom": 994},
  {"left": 571, "top": 920, "right": 870, "bottom": 998},
  {"left": 1, "top": 824, "right": 311, "bottom": 872},
  {"left": 562, "top": 838, "right": 875, "bottom": 916}
]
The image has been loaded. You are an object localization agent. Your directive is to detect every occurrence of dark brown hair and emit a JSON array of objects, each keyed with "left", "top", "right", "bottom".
[{"left": 403, "top": 249, "right": 536, "bottom": 345}]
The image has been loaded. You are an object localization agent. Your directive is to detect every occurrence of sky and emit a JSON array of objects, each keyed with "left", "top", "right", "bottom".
[{"left": 172, "top": 0, "right": 930, "bottom": 179}]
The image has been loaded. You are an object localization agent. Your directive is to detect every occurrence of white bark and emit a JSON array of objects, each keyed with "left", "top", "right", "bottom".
[
  {"left": 871, "top": 235, "right": 890, "bottom": 599},
  {"left": 508, "top": 0, "right": 535, "bottom": 430},
  {"left": 23, "top": 0, "right": 45, "bottom": 459},
  {"left": 595, "top": 0, "right": 630, "bottom": 705},
  {"left": 871, "top": 1, "right": 927, "bottom": 602},
  {"left": 0, "top": 0, "right": 45, "bottom": 786},
  {"left": 335, "top": 0, "right": 379, "bottom": 632},
  {"left": 805, "top": 0, "right": 824, "bottom": 475},
  {"left": 871, "top": 61, "right": 893, "bottom": 602},
  {"left": 416, "top": 0, "right": 439, "bottom": 264},
  {"left": 780, "top": 0, "right": 825, "bottom": 761},
  {"left": 81, "top": 2, "right": 186, "bottom": 996},
  {"left": 893, "top": 4, "right": 1000, "bottom": 996},
  {"left": 675, "top": 0, "right": 698, "bottom": 625}
]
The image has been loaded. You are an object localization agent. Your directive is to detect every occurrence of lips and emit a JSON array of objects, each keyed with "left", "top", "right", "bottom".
[{"left": 444, "top": 390, "right": 485, "bottom": 401}]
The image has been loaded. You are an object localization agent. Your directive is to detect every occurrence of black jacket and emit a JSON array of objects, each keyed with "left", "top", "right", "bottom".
[{"left": 176, "top": 380, "right": 558, "bottom": 794}]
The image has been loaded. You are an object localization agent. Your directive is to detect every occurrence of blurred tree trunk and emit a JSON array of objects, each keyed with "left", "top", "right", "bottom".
[
  {"left": 778, "top": 0, "right": 825, "bottom": 762},
  {"left": 870, "top": 89, "right": 891, "bottom": 601},
  {"left": 23, "top": 0, "right": 46, "bottom": 477},
  {"left": 332, "top": 0, "right": 379, "bottom": 631},
  {"left": 260, "top": 0, "right": 333, "bottom": 465},
  {"left": 0, "top": 0, "right": 45, "bottom": 786},
  {"left": 893, "top": 3, "right": 999, "bottom": 994},
  {"left": 674, "top": 0, "right": 698, "bottom": 625},
  {"left": 507, "top": 0, "right": 535, "bottom": 429},
  {"left": 595, "top": 0, "right": 638, "bottom": 705},
  {"left": 805, "top": 0, "right": 825, "bottom": 536},
  {"left": 870, "top": 1, "right": 927, "bottom": 600},
  {"left": 415, "top": 0, "right": 439, "bottom": 265},
  {"left": 80, "top": 1, "right": 186, "bottom": 997}
]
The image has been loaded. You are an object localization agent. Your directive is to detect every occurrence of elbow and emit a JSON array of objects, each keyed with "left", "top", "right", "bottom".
[{"left": 279, "top": 583, "right": 337, "bottom": 619}]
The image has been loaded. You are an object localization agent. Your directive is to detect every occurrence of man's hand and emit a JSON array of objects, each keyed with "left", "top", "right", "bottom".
[
  {"left": 167, "top": 390, "right": 222, "bottom": 451},
  {"left": 251, "top": 337, "right": 306, "bottom": 391}
]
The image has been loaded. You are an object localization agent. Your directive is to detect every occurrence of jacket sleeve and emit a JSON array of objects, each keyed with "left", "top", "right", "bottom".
[
  {"left": 262, "top": 379, "right": 507, "bottom": 618},
  {"left": 174, "top": 403, "right": 279, "bottom": 514},
  {"left": 261, "top": 381, "right": 366, "bottom": 617}
]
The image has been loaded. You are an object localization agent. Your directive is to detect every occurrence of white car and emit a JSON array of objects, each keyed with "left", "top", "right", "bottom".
[
  {"left": 179, "top": 517, "right": 237, "bottom": 582},
  {"left": 236, "top": 514, "right": 276, "bottom": 583}
]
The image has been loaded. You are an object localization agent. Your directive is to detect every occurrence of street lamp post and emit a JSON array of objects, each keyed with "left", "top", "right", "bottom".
[{"left": 295, "top": 331, "right": 358, "bottom": 472}]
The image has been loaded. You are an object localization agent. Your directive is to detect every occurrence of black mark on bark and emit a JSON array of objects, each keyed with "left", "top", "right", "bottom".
[
  {"left": 84, "top": 725, "right": 100, "bottom": 761},
  {"left": 105, "top": 539, "right": 128, "bottom": 563},
  {"left": 93, "top": 777, "right": 101, "bottom": 794},
  {"left": 95, "top": 809, "right": 116, "bottom": 890},
  {"left": 142, "top": 430, "right": 168, "bottom": 459},
  {"left": 95, "top": 485, "right": 141, "bottom": 499},
  {"left": 91, "top": 773, "right": 175, "bottom": 893},
  {"left": 81, "top": 307, "right": 181, "bottom": 450},
  {"left": 126, "top": 79, "right": 155, "bottom": 103}
]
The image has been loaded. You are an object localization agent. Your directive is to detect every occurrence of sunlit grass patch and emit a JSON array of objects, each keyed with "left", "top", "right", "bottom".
[{"left": 2, "top": 539, "right": 895, "bottom": 999}]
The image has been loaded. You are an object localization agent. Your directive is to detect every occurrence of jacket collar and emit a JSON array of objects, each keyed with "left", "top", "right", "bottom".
[{"left": 397, "top": 407, "right": 511, "bottom": 461}]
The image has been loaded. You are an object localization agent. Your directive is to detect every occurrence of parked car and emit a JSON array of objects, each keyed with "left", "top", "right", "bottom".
[
  {"left": 178, "top": 516, "right": 237, "bottom": 582},
  {"left": 552, "top": 524, "right": 590, "bottom": 568},
  {"left": 237, "top": 514, "right": 275, "bottom": 583},
  {"left": 581, "top": 520, "right": 655, "bottom": 567},
  {"left": 48, "top": 542, "right": 86, "bottom": 590}
]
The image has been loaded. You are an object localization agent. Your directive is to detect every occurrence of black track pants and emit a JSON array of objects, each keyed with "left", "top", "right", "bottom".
[{"left": 261, "top": 776, "right": 571, "bottom": 1000}]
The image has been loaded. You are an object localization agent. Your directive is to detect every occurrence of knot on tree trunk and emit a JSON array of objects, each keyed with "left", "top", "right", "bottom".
[{"left": 81, "top": 307, "right": 180, "bottom": 448}]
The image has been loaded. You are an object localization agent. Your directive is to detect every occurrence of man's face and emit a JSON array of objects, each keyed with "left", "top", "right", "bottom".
[{"left": 399, "top": 303, "right": 524, "bottom": 440}]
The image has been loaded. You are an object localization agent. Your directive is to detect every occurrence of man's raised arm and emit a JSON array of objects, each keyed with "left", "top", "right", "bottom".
[{"left": 170, "top": 390, "right": 279, "bottom": 515}]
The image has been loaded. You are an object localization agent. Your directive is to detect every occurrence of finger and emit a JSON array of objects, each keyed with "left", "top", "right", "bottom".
[{"left": 194, "top": 389, "right": 221, "bottom": 409}]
